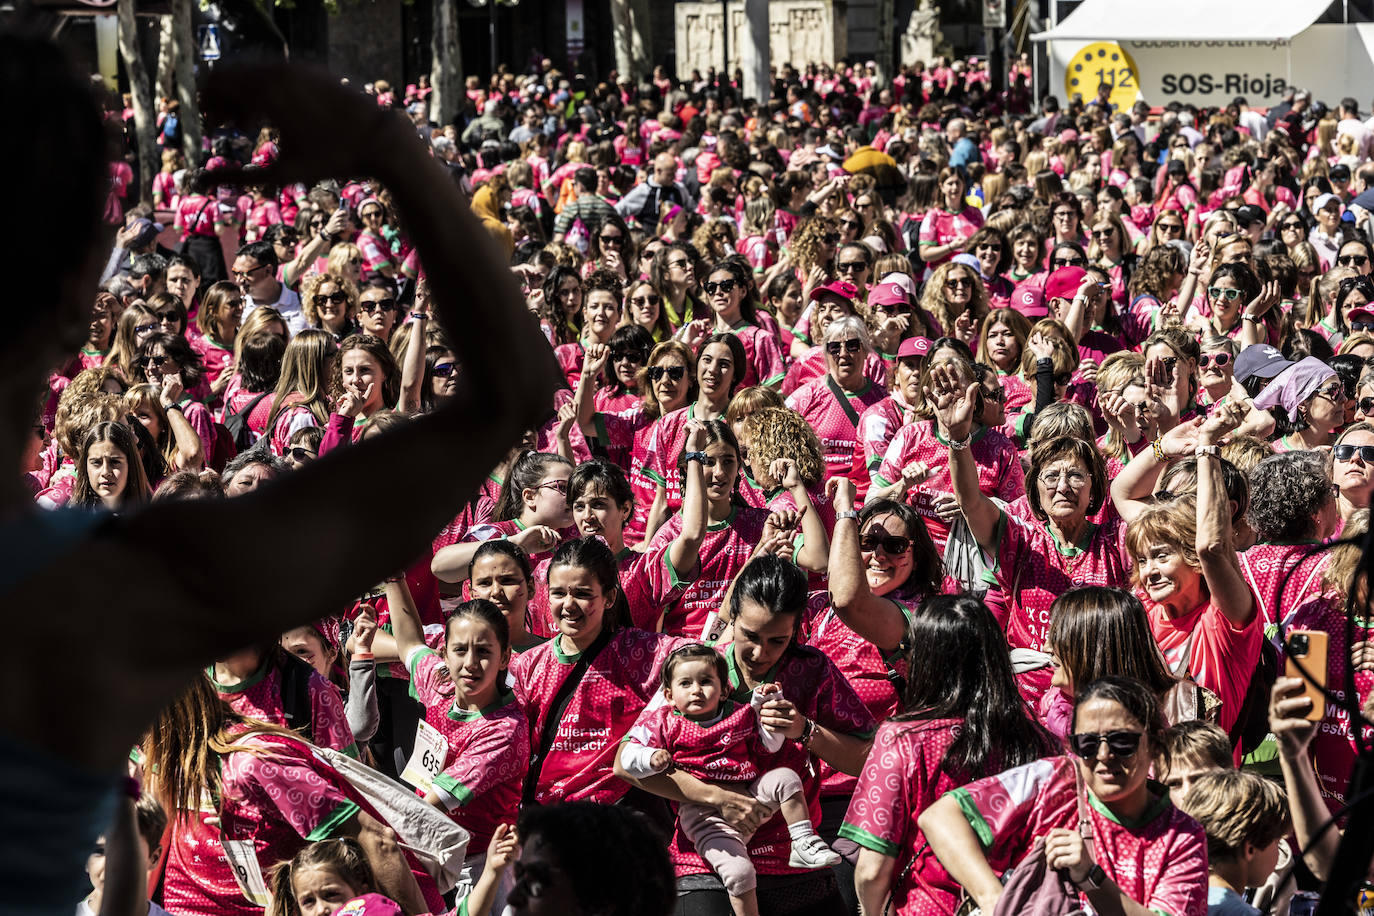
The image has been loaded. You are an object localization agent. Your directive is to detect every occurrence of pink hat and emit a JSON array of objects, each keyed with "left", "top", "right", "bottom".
[
  {"left": 897, "top": 336, "right": 933, "bottom": 358},
  {"left": 1058, "top": 128, "right": 1079, "bottom": 143},
  {"left": 809, "top": 280, "right": 858, "bottom": 304},
  {"left": 1013, "top": 282, "right": 1048, "bottom": 318},
  {"left": 1254, "top": 357, "right": 1337, "bottom": 417},
  {"left": 1044, "top": 266, "right": 1087, "bottom": 302},
  {"left": 868, "top": 280, "right": 910, "bottom": 308},
  {"left": 1348, "top": 306, "right": 1374, "bottom": 324},
  {"left": 879, "top": 272, "right": 917, "bottom": 300}
]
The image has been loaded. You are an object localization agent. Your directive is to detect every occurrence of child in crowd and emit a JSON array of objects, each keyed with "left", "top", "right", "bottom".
[
  {"left": 619, "top": 644, "right": 839, "bottom": 916},
  {"left": 1158, "top": 720, "right": 1232, "bottom": 803},
  {"left": 79, "top": 795, "right": 171, "bottom": 916},
  {"left": 1176, "top": 770, "right": 1289, "bottom": 916}
]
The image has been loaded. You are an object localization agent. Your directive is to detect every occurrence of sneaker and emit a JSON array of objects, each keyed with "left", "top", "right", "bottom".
[{"left": 788, "top": 833, "right": 841, "bottom": 869}]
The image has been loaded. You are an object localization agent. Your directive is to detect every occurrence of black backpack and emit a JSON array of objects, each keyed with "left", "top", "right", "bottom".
[
  {"left": 223, "top": 391, "right": 270, "bottom": 453},
  {"left": 276, "top": 651, "right": 317, "bottom": 745}
]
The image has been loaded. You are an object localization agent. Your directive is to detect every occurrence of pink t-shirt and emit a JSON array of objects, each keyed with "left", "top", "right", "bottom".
[
  {"left": 1238, "top": 542, "right": 1329, "bottom": 639},
  {"left": 786, "top": 376, "right": 889, "bottom": 482},
  {"left": 644, "top": 505, "right": 772, "bottom": 640},
  {"left": 209, "top": 660, "right": 357, "bottom": 757},
  {"left": 839, "top": 718, "right": 967, "bottom": 916},
  {"left": 874, "top": 424, "right": 1025, "bottom": 549},
  {"left": 728, "top": 321, "right": 786, "bottom": 389},
  {"left": 625, "top": 697, "right": 804, "bottom": 783},
  {"left": 189, "top": 330, "right": 233, "bottom": 391},
  {"left": 918, "top": 207, "right": 984, "bottom": 270},
  {"left": 947, "top": 755, "right": 1208, "bottom": 916},
  {"left": 1149, "top": 597, "right": 1261, "bottom": 736},
  {"left": 781, "top": 346, "right": 887, "bottom": 397},
  {"left": 509, "top": 627, "right": 689, "bottom": 805},
  {"left": 407, "top": 649, "right": 528, "bottom": 848},
  {"left": 854, "top": 395, "right": 918, "bottom": 502}
]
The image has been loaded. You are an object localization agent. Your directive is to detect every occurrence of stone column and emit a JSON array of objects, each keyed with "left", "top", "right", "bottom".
[{"left": 741, "top": 0, "right": 769, "bottom": 102}]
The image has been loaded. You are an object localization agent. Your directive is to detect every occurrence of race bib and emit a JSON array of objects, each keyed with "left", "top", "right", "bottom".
[
  {"left": 400, "top": 718, "right": 450, "bottom": 792},
  {"left": 221, "top": 838, "right": 271, "bottom": 907}
]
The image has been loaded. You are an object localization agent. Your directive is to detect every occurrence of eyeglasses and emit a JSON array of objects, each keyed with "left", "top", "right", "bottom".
[
  {"left": 134, "top": 322, "right": 158, "bottom": 335},
  {"left": 1157, "top": 222, "right": 1184, "bottom": 234},
  {"left": 1091, "top": 228, "right": 1115, "bottom": 240},
  {"left": 1053, "top": 210, "right": 1076, "bottom": 220},
  {"left": 837, "top": 260, "right": 867, "bottom": 274},
  {"left": 1069, "top": 730, "right": 1142, "bottom": 759},
  {"left": 141, "top": 354, "right": 170, "bottom": 368},
  {"left": 313, "top": 291, "right": 349, "bottom": 306},
  {"left": 1339, "top": 254, "right": 1370, "bottom": 267},
  {"left": 630, "top": 293, "right": 662, "bottom": 307},
  {"left": 599, "top": 234, "right": 624, "bottom": 246},
  {"left": 982, "top": 385, "right": 1006, "bottom": 403},
  {"left": 431, "top": 362, "right": 456, "bottom": 378},
  {"left": 1358, "top": 397, "right": 1374, "bottom": 415},
  {"left": 859, "top": 532, "right": 912, "bottom": 554},
  {"left": 288, "top": 447, "right": 317, "bottom": 462},
  {"left": 1207, "top": 286, "right": 1243, "bottom": 302},
  {"left": 231, "top": 264, "right": 268, "bottom": 282},
  {"left": 647, "top": 365, "right": 687, "bottom": 382},
  {"left": 611, "top": 348, "right": 648, "bottom": 363},
  {"left": 946, "top": 276, "right": 974, "bottom": 289},
  {"left": 1199, "top": 352, "right": 1232, "bottom": 369},
  {"left": 1315, "top": 382, "right": 1346, "bottom": 402},
  {"left": 1051, "top": 257, "right": 1087, "bottom": 268},
  {"left": 360, "top": 298, "right": 397, "bottom": 313},
  {"left": 1038, "top": 469, "right": 1089, "bottom": 490},
  {"left": 1281, "top": 221, "right": 1305, "bottom": 232},
  {"left": 826, "top": 338, "right": 864, "bottom": 356},
  {"left": 1335, "top": 443, "right": 1374, "bottom": 462},
  {"left": 536, "top": 479, "right": 569, "bottom": 494},
  {"left": 705, "top": 279, "right": 738, "bottom": 295}
]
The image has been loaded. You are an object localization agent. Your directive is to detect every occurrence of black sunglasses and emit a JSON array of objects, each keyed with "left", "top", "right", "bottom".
[
  {"left": 360, "top": 298, "right": 397, "bottom": 313},
  {"left": 630, "top": 293, "right": 662, "bottom": 306},
  {"left": 1358, "top": 397, "right": 1374, "bottom": 415},
  {"left": 1351, "top": 321, "right": 1374, "bottom": 333},
  {"left": 1339, "top": 254, "right": 1370, "bottom": 267},
  {"left": 1052, "top": 257, "right": 1088, "bottom": 268},
  {"left": 156, "top": 310, "right": 181, "bottom": 322},
  {"left": 826, "top": 338, "right": 863, "bottom": 356},
  {"left": 431, "top": 363, "right": 456, "bottom": 378},
  {"left": 859, "top": 532, "right": 911, "bottom": 554},
  {"left": 313, "top": 291, "right": 349, "bottom": 306},
  {"left": 141, "top": 354, "right": 170, "bottom": 368},
  {"left": 1069, "top": 730, "right": 1142, "bottom": 759},
  {"left": 611, "top": 348, "right": 648, "bottom": 363},
  {"left": 1334, "top": 443, "right": 1374, "bottom": 462},
  {"left": 288, "top": 447, "right": 316, "bottom": 462},
  {"left": 647, "top": 365, "right": 687, "bottom": 382},
  {"left": 705, "top": 279, "right": 738, "bottom": 295}
]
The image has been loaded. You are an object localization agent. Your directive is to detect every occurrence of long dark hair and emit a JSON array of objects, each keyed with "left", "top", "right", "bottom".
[
  {"left": 859, "top": 499, "right": 943, "bottom": 599},
  {"left": 897, "top": 595, "right": 1057, "bottom": 783},
  {"left": 493, "top": 450, "right": 573, "bottom": 522}
]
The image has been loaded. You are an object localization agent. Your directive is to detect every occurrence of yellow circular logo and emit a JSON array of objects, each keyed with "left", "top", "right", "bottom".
[{"left": 1065, "top": 42, "right": 1140, "bottom": 111}]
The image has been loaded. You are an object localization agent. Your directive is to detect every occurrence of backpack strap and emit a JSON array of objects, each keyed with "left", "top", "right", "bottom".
[
  {"left": 825, "top": 375, "right": 863, "bottom": 428},
  {"left": 231, "top": 391, "right": 271, "bottom": 423},
  {"left": 275, "top": 652, "right": 317, "bottom": 746},
  {"left": 521, "top": 627, "right": 614, "bottom": 805}
]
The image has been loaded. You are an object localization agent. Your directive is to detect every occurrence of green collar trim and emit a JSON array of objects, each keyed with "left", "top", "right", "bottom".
[
  {"left": 1050, "top": 522, "right": 1098, "bottom": 557},
  {"left": 724, "top": 644, "right": 781, "bottom": 700},
  {"left": 448, "top": 688, "right": 516, "bottom": 722},
  {"left": 206, "top": 660, "right": 269, "bottom": 694},
  {"left": 707, "top": 504, "right": 738, "bottom": 532},
  {"left": 1087, "top": 781, "right": 1172, "bottom": 828}
]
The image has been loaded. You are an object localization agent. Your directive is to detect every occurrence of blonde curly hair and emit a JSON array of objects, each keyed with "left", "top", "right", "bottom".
[
  {"left": 920, "top": 261, "right": 988, "bottom": 338},
  {"left": 789, "top": 215, "right": 838, "bottom": 277},
  {"left": 301, "top": 272, "right": 359, "bottom": 329},
  {"left": 743, "top": 407, "right": 827, "bottom": 488}
]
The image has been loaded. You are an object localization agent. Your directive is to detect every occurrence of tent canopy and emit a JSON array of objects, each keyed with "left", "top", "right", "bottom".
[{"left": 1032, "top": 0, "right": 1331, "bottom": 42}]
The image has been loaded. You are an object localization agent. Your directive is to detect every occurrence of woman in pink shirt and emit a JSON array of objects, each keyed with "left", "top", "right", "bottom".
[
  {"left": 917, "top": 168, "right": 983, "bottom": 273},
  {"left": 692, "top": 258, "right": 785, "bottom": 389},
  {"left": 786, "top": 315, "right": 888, "bottom": 483},
  {"left": 554, "top": 270, "right": 622, "bottom": 390},
  {"left": 188, "top": 281, "right": 242, "bottom": 404}
]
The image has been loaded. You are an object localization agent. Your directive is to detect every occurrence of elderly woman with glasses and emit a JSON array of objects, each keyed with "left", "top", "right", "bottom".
[{"left": 785, "top": 316, "right": 888, "bottom": 483}]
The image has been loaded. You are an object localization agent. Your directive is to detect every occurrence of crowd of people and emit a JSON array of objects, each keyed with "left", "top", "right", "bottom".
[{"left": 18, "top": 29, "right": 1374, "bottom": 916}]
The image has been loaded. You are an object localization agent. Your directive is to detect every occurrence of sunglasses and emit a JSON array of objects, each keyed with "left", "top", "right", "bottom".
[
  {"left": 826, "top": 338, "right": 864, "bottom": 356},
  {"left": 705, "top": 279, "right": 738, "bottom": 295},
  {"left": 823, "top": 233, "right": 841, "bottom": 244},
  {"left": 1352, "top": 321, "right": 1374, "bottom": 333},
  {"left": 1281, "top": 221, "right": 1305, "bottom": 231},
  {"left": 1358, "top": 397, "right": 1374, "bottom": 415},
  {"left": 1199, "top": 352, "right": 1232, "bottom": 369},
  {"left": 647, "top": 365, "right": 687, "bottom": 382},
  {"left": 982, "top": 385, "right": 1006, "bottom": 403},
  {"left": 1335, "top": 443, "right": 1374, "bottom": 462},
  {"left": 837, "top": 261, "right": 867, "bottom": 273},
  {"left": 1069, "top": 730, "right": 1142, "bottom": 759},
  {"left": 630, "top": 293, "right": 662, "bottom": 306},
  {"left": 859, "top": 532, "right": 911, "bottom": 554},
  {"left": 134, "top": 322, "right": 158, "bottom": 335},
  {"left": 1315, "top": 382, "right": 1346, "bottom": 402},
  {"left": 1160, "top": 356, "right": 1180, "bottom": 373},
  {"left": 360, "top": 298, "right": 397, "bottom": 313},
  {"left": 1157, "top": 223, "right": 1184, "bottom": 233},
  {"left": 1207, "top": 287, "right": 1243, "bottom": 302},
  {"left": 156, "top": 310, "right": 181, "bottom": 322},
  {"left": 946, "top": 277, "right": 974, "bottom": 289},
  {"left": 288, "top": 447, "right": 316, "bottom": 462},
  {"left": 1339, "top": 254, "right": 1370, "bottom": 267},
  {"left": 1052, "top": 257, "right": 1087, "bottom": 268},
  {"left": 667, "top": 258, "right": 690, "bottom": 270},
  {"left": 1091, "top": 228, "right": 1115, "bottom": 239},
  {"left": 611, "top": 348, "right": 648, "bottom": 363},
  {"left": 839, "top": 218, "right": 862, "bottom": 231},
  {"left": 313, "top": 291, "right": 349, "bottom": 306},
  {"left": 600, "top": 235, "right": 624, "bottom": 246},
  {"left": 431, "top": 363, "right": 456, "bottom": 378},
  {"left": 141, "top": 354, "right": 170, "bottom": 368}
]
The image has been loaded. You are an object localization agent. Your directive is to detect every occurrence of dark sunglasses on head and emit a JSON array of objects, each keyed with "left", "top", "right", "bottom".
[
  {"left": 1069, "top": 730, "right": 1142, "bottom": 760},
  {"left": 288, "top": 447, "right": 316, "bottom": 462},
  {"left": 1339, "top": 254, "right": 1370, "bottom": 267},
  {"left": 705, "top": 279, "right": 738, "bottom": 295},
  {"left": 1052, "top": 257, "right": 1087, "bottom": 268},
  {"left": 313, "top": 291, "right": 349, "bottom": 306},
  {"left": 1334, "top": 443, "right": 1374, "bottom": 462},
  {"left": 360, "top": 298, "right": 397, "bottom": 313},
  {"left": 431, "top": 362, "right": 456, "bottom": 378},
  {"left": 647, "top": 365, "right": 687, "bottom": 383},
  {"left": 1199, "top": 352, "right": 1232, "bottom": 369},
  {"left": 611, "top": 348, "right": 648, "bottom": 363},
  {"left": 859, "top": 532, "right": 911, "bottom": 554},
  {"left": 826, "top": 338, "right": 864, "bottom": 356}
]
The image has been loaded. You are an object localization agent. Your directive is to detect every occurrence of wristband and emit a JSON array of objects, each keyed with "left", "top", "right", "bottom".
[
  {"left": 1151, "top": 436, "right": 1166, "bottom": 462},
  {"left": 684, "top": 451, "right": 709, "bottom": 464},
  {"left": 410, "top": 311, "right": 427, "bottom": 321},
  {"left": 835, "top": 510, "right": 860, "bottom": 522},
  {"left": 353, "top": 652, "right": 375, "bottom": 661},
  {"left": 799, "top": 717, "right": 817, "bottom": 748},
  {"left": 1242, "top": 313, "right": 1261, "bottom": 322},
  {"left": 947, "top": 434, "right": 971, "bottom": 451},
  {"left": 1077, "top": 864, "right": 1106, "bottom": 891},
  {"left": 1195, "top": 445, "right": 1220, "bottom": 459}
]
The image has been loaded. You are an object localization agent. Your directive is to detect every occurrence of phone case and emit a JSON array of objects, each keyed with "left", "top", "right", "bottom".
[{"left": 1284, "top": 629, "right": 1329, "bottom": 722}]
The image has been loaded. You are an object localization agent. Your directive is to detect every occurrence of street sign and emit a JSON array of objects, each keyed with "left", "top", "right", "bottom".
[
  {"left": 198, "top": 24, "right": 221, "bottom": 61},
  {"left": 983, "top": 0, "right": 1007, "bottom": 29}
]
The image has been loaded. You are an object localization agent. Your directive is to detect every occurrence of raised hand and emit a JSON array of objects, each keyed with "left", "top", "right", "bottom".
[
  {"left": 825, "top": 475, "right": 856, "bottom": 513},
  {"left": 925, "top": 363, "right": 978, "bottom": 442},
  {"left": 159, "top": 372, "right": 184, "bottom": 408},
  {"left": 770, "top": 457, "right": 802, "bottom": 490},
  {"left": 582, "top": 342, "right": 610, "bottom": 379},
  {"left": 353, "top": 604, "right": 378, "bottom": 653}
]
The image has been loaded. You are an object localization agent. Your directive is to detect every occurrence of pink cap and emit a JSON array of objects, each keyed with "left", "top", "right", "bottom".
[
  {"left": 1348, "top": 306, "right": 1374, "bottom": 323},
  {"left": 809, "top": 280, "right": 858, "bottom": 304},
  {"left": 868, "top": 280, "right": 910, "bottom": 308},
  {"left": 1044, "top": 266, "right": 1087, "bottom": 302},
  {"left": 1013, "top": 282, "right": 1048, "bottom": 318},
  {"left": 897, "top": 336, "right": 933, "bottom": 358},
  {"left": 1059, "top": 128, "right": 1079, "bottom": 143}
]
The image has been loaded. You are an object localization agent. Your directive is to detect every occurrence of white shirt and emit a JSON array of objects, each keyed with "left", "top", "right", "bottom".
[{"left": 244, "top": 284, "right": 306, "bottom": 335}]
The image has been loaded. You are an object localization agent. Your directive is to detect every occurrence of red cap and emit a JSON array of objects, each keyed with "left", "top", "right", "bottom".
[
  {"left": 1013, "top": 282, "right": 1048, "bottom": 318},
  {"left": 1044, "top": 266, "right": 1088, "bottom": 303},
  {"left": 1349, "top": 306, "right": 1374, "bottom": 323},
  {"left": 897, "top": 336, "right": 933, "bottom": 358},
  {"left": 868, "top": 280, "right": 909, "bottom": 308},
  {"left": 808, "top": 280, "right": 858, "bottom": 304}
]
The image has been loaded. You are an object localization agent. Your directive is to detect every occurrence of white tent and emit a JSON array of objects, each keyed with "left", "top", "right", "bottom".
[{"left": 1032, "top": 0, "right": 1332, "bottom": 43}]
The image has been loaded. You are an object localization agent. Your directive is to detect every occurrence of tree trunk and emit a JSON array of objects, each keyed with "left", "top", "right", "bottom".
[
  {"left": 610, "top": 0, "right": 632, "bottom": 80},
  {"left": 117, "top": 0, "right": 157, "bottom": 207},
  {"left": 628, "top": 0, "right": 652, "bottom": 79},
  {"left": 873, "top": 0, "right": 894, "bottom": 87},
  {"left": 429, "top": 0, "right": 462, "bottom": 128},
  {"left": 155, "top": 16, "right": 175, "bottom": 101},
  {"left": 170, "top": 0, "right": 203, "bottom": 166}
]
